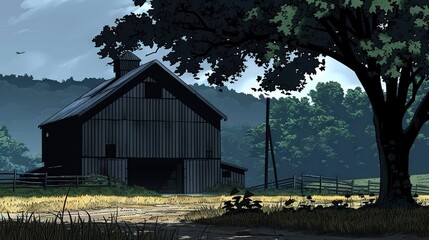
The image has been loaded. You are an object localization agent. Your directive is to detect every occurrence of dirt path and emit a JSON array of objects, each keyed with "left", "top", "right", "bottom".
[{"left": 3, "top": 205, "right": 423, "bottom": 240}]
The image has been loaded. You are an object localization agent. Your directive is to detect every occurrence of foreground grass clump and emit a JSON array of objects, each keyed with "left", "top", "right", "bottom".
[
  {"left": 0, "top": 213, "right": 177, "bottom": 240},
  {"left": 0, "top": 186, "right": 180, "bottom": 240},
  {"left": 191, "top": 207, "right": 429, "bottom": 237},
  {"left": 186, "top": 192, "right": 429, "bottom": 237}
]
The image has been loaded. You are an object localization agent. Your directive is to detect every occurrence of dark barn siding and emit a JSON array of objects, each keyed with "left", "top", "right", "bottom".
[
  {"left": 184, "top": 159, "right": 220, "bottom": 194},
  {"left": 82, "top": 79, "right": 220, "bottom": 159},
  {"left": 42, "top": 119, "right": 81, "bottom": 175},
  {"left": 82, "top": 157, "right": 127, "bottom": 183},
  {"left": 81, "top": 77, "right": 222, "bottom": 193},
  {"left": 220, "top": 163, "right": 246, "bottom": 187}
]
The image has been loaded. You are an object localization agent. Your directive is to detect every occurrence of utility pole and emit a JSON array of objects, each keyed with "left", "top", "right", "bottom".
[
  {"left": 264, "top": 97, "right": 279, "bottom": 190},
  {"left": 264, "top": 97, "right": 270, "bottom": 189},
  {"left": 268, "top": 125, "right": 279, "bottom": 189}
]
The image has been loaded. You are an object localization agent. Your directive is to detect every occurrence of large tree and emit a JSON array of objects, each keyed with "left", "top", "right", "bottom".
[{"left": 94, "top": 0, "right": 429, "bottom": 207}]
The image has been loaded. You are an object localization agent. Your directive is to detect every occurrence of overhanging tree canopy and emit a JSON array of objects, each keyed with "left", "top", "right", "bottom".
[{"left": 94, "top": 0, "right": 429, "bottom": 207}]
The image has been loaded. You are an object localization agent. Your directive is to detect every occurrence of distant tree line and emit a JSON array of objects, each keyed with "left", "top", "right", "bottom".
[{"left": 0, "top": 74, "right": 105, "bottom": 90}]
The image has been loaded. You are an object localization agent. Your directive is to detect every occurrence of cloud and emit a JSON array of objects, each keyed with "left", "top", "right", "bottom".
[
  {"left": 220, "top": 57, "right": 362, "bottom": 99},
  {"left": 21, "top": 0, "right": 69, "bottom": 9},
  {"left": 107, "top": 2, "right": 152, "bottom": 17},
  {"left": 133, "top": 2, "right": 152, "bottom": 14},
  {"left": 15, "top": 28, "right": 32, "bottom": 34},
  {"left": 9, "top": 0, "right": 72, "bottom": 24},
  {"left": 58, "top": 52, "right": 90, "bottom": 68},
  {"left": 48, "top": 51, "right": 94, "bottom": 80},
  {"left": 311, "top": 57, "right": 361, "bottom": 88}
]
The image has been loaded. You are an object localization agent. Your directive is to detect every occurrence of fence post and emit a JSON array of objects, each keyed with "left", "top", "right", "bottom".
[
  {"left": 76, "top": 176, "right": 79, "bottom": 188},
  {"left": 368, "top": 180, "right": 371, "bottom": 194},
  {"left": 292, "top": 174, "right": 296, "bottom": 189},
  {"left": 319, "top": 175, "right": 322, "bottom": 194},
  {"left": 44, "top": 172, "right": 48, "bottom": 190},
  {"left": 13, "top": 170, "right": 16, "bottom": 193},
  {"left": 108, "top": 176, "right": 112, "bottom": 186},
  {"left": 415, "top": 184, "right": 418, "bottom": 195},
  {"left": 336, "top": 176, "right": 339, "bottom": 195},
  {"left": 351, "top": 180, "right": 354, "bottom": 194},
  {"left": 300, "top": 173, "right": 304, "bottom": 195}
]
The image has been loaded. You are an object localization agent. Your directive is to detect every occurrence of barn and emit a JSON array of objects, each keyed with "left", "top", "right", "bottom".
[{"left": 38, "top": 52, "right": 246, "bottom": 193}]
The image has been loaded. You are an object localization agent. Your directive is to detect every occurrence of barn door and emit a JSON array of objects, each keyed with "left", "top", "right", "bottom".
[{"left": 127, "top": 158, "right": 182, "bottom": 193}]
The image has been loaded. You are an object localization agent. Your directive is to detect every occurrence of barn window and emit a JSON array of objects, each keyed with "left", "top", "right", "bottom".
[
  {"left": 105, "top": 144, "right": 116, "bottom": 158},
  {"left": 145, "top": 82, "right": 162, "bottom": 98},
  {"left": 45, "top": 132, "right": 49, "bottom": 138},
  {"left": 222, "top": 170, "right": 231, "bottom": 178}
]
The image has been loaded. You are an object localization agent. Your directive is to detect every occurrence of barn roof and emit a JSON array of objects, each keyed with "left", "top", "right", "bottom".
[
  {"left": 39, "top": 60, "right": 227, "bottom": 127},
  {"left": 221, "top": 162, "right": 248, "bottom": 173}
]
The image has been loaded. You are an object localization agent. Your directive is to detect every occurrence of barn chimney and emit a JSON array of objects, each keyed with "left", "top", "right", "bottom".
[{"left": 113, "top": 51, "right": 141, "bottom": 79}]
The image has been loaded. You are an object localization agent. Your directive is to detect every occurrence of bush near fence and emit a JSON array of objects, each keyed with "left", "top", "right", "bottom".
[
  {"left": 0, "top": 170, "right": 117, "bottom": 192},
  {"left": 249, "top": 173, "right": 429, "bottom": 195}
]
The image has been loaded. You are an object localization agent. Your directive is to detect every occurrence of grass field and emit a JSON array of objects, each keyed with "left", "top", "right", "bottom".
[{"left": 1, "top": 174, "right": 429, "bottom": 239}]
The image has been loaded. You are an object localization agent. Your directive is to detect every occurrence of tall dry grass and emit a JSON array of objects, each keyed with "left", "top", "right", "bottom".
[{"left": 2, "top": 194, "right": 429, "bottom": 213}]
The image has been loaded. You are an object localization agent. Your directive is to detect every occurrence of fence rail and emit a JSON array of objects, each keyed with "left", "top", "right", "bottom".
[
  {"left": 0, "top": 170, "right": 113, "bottom": 192},
  {"left": 249, "top": 173, "right": 429, "bottom": 195}
]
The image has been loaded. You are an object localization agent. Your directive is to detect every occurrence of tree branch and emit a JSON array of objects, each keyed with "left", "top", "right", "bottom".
[
  {"left": 404, "top": 76, "right": 425, "bottom": 112},
  {"left": 362, "top": 12, "right": 372, "bottom": 38},
  {"left": 397, "top": 59, "right": 413, "bottom": 114},
  {"left": 405, "top": 91, "right": 429, "bottom": 146},
  {"left": 353, "top": 58, "right": 386, "bottom": 116},
  {"left": 385, "top": 76, "right": 398, "bottom": 108},
  {"left": 177, "top": 6, "right": 216, "bottom": 33},
  {"left": 190, "top": 32, "right": 270, "bottom": 57},
  {"left": 145, "top": 47, "right": 160, "bottom": 56}
]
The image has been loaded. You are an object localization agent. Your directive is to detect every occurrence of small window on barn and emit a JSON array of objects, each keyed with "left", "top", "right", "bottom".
[
  {"left": 45, "top": 132, "right": 49, "bottom": 138},
  {"left": 222, "top": 170, "right": 231, "bottom": 178},
  {"left": 105, "top": 144, "right": 116, "bottom": 158},
  {"left": 145, "top": 82, "right": 162, "bottom": 99}
]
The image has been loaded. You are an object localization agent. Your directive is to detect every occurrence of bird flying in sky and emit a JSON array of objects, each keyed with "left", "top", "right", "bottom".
[{"left": 16, "top": 51, "right": 25, "bottom": 54}]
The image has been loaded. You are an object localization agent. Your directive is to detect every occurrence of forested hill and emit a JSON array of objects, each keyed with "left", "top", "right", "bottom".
[{"left": 0, "top": 74, "right": 265, "bottom": 157}]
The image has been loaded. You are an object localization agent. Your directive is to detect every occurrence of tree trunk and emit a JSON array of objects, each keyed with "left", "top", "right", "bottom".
[{"left": 373, "top": 114, "right": 418, "bottom": 208}]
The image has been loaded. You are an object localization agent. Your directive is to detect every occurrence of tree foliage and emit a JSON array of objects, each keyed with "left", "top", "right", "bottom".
[
  {"left": 245, "top": 82, "right": 377, "bottom": 179},
  {"left": 0, "top": 124, "right": 41, "bottom": 171}
]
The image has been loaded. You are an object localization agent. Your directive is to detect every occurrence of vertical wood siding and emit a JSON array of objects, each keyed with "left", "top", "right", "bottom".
[
  {"left": 82, "top": 77, "right": 221, "bottom": 160},
  {"left": 184, "top": 159, "right": 220, "bottom": 194},
  {"left": 82, "top": 157, "right": 127, "bottom": 184},
  {"left": 81, "top": 76, "right": 223, "bottom": 192},
  {"left": 221, "top": 171, "right": 245, "bottom": 187}
]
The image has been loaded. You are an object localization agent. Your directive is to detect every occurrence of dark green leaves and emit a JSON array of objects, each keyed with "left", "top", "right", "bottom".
[{"left": 0, "top": 124, "right": 40, "bottom": 171}]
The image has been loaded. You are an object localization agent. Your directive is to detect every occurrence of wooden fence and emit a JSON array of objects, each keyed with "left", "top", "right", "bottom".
[
  {"left": 0, "top": 170, "right": 113, "bottom": 192},
  {"left": 249, "top": 173, "right": 429, "bottom": 195}
]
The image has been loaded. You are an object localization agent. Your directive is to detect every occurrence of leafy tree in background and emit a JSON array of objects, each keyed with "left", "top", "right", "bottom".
[
  {"left": 246, "top": 82, "right": 378, "bottom": 179},
  {"left": 93, "top": 0, "right": 429, "bottom": 207},
  {"left": 0, "top": 124, "right": 41, "bottom": 171}
]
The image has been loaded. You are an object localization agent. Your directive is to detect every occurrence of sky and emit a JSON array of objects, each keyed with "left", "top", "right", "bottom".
[{"left": 1, "top": 0, "right": 362, "bottom": 99}]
